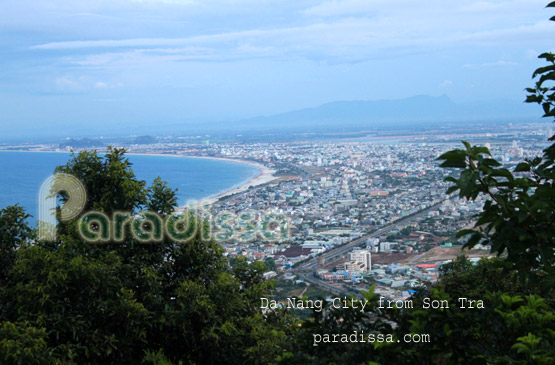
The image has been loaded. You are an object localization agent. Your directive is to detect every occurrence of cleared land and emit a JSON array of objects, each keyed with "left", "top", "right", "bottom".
[{"left": 403, "top": 246, "right": 491, "bottom": 264}]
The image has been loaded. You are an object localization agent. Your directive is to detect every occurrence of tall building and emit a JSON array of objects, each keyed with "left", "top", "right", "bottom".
[
  {"left": 349, "top": 249, "right": 372, "bottom": 272},
  {"left": 341, "top": 261, "right": 365, "bottom": 272}
]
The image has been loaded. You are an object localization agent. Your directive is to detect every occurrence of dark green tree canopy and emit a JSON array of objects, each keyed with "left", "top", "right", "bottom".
[{"left": 0, "top": 147, "right": 294, "bottom": 364}]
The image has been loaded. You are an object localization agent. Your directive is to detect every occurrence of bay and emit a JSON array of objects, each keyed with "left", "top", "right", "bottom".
[{"left": 0, "top": 151, "right": 259, "bottom": 223}]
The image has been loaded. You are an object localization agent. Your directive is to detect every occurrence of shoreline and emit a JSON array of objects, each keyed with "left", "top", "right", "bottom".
[
  {"left": 0, "top": 149, "right": 277, "bottom": 208},
  {"left": 130, "top": 154, "right": 277, "bottom": 207},
  {"left": 187, "top": 156, "right": 277, "bottom": 207}
]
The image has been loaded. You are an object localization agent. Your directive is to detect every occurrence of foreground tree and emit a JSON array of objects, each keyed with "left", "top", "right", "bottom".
[
  {"left": 0, "top": 149, "right": 295, "bottom": 364},
  {"left": 0, "top": 205, "right": 32, "bottom": 285},
  {"left": 437, "top": 11, "right": 555, "bottom": 289},
  {"left": 282, "top": 4, "right": 555, "bottom": 363}
]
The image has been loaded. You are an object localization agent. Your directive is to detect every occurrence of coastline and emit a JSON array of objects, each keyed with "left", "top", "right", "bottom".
[
  {"left": 126, "top": 153, "right": 276, "bottom": 207},
  {"left": 120, "top": 154, "right": 277, "bottom": 206},
  {"left": 188, "top": 156, "right": 277, "bottom": 207},
  {"left": 0, "top": 149, "right": 277, "bottom": 208}
]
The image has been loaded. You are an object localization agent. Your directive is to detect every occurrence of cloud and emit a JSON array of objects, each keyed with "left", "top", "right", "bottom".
[
  {"left": 440, "top": 80, "right": 453, "bottom": 88},
  {"left": 55, "top": 75, "right": 83, "bottom": 90},
  {"left": 53, "top": 75, "right": 122, "bottom": 91},
  {"left": 131, "top": 0, "right": 196, "bottom": 4},
  {"left": 463, "top": 60, "right": 518, "bottom": 69},
  {"left": 2, "top": 0, "right": 554, "bottom": 127},
  {"left": 303, "top": 0, "right": 545, "bottom": 17},
  {"left": 28, "top": 0, "right": 553, "bottom": 64},
  {"left": 30, "top": 16, "right": 554, "bottom": 67},
  {"left": 459, "top": 1, "right": 501, "bottom": 12},
  {"left": 303, "top": 0, "right": 380, "bottom": 17}
]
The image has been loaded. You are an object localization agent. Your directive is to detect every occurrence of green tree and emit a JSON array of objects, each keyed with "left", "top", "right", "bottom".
[
  {"left": 437, "top": 6, "right": 555, "bottom": 286},
  {"left": 54, "top": 147, "right": 146, "bottom": 214},
  {"left": 146, "top": 177, "right": 178, "bottom": 216},
  {"left": 265, "top": 256, "right": 276, "bottom": 271},
  {"left": 0, "top": 205, "right": 32, "bottom": 284},
  {"left": 0, "top": 148, "right": 295, "bottom": 364},
  {"left": 0, "top": 321, "right": 52, "bottom": 364},
  {"left": 388, "top": 257, "right": 554, "bottom": 364},
  {"left": 284, "top": 4, "right": 555, "bottom": 364}
]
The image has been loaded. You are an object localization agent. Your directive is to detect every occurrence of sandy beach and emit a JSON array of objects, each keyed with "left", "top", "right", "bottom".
[
  {"left": 124, "top": 153, "right": 277, "bottom": 207},
  {"left": 189, "top": 156, "right": 277, "bottom": 206}
]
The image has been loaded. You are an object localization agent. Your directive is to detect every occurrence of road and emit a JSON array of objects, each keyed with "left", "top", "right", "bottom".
[{"left": 292, "top": 201, "right": 444, "bottom": 296}]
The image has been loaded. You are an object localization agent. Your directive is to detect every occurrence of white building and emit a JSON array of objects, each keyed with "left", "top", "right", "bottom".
[{"left": 349, "top": 249, "right": 372, "bottom": 272}]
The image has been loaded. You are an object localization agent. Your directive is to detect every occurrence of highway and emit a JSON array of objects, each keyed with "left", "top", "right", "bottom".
[{"left": 292, "top": 201, "right": 444, "bottom": 295}]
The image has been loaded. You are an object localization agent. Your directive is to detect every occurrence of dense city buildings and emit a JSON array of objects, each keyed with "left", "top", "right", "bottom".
[{"left": 1, "top": 121, "right": 550, "bottom": 301}]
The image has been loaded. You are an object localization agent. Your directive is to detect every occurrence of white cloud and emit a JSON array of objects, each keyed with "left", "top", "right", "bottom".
[
  {"left": 463, "top": 60, "right": 518, "bottom": 69},
  {"left": 459, "top": 1, "right": 501, "bottom": 12},
  {"left": 31, "top": 16, "right": 554, "bottom": 66},
  {"left": 440, "top": 80, "right": 453, "bottom": 87},
  {"left": 303, "top": 0, "right": 379, "bottom": 17},
  {"left": 303, "top": 0, "right": 546, "bottom": 17},
  {"left": 54, "top": 75, "right": 123, "bottom": 91},
  {"left": 131, "top": 0, "right": 196, "bottom": 4},
  {"left": 55, "top": 75, "right": 83, "bottom": 90},
  {"left": 17, "top": 0, "right": 555, "bottom": 86}
]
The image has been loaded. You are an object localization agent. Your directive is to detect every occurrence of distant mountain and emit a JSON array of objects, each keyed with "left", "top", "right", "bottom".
[
  {"left": 59, "top": 138, "right": 105, "bottom": 149},
  {"left": 4, "top": 95, "right": 541, "bottom": 143},
  {"left": 220, "top": 95, "right": 539, "bottom": 133},
  {"left": 132, "top": 135, "right": 157, "bottom": 144}
]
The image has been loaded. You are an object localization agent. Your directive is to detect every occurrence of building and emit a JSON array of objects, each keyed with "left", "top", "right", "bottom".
[
  {"left": 348, "top": 249, "right": 372, "bottom": 272},
  {"left": 341, "top": 261, "right": 366, "bottom": 272}
]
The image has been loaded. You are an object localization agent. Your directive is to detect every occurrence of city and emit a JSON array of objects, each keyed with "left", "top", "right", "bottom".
[{"left": 2, "top": 120, "right": 550, "bottom": 303}]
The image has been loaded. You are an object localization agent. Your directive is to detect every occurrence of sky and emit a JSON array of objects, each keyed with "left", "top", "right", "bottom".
[{"left": 0, "top": 0, "right": 554, "bottom": 139}]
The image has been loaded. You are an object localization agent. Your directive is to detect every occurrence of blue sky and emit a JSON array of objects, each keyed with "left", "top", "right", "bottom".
[{"left": 0, "top": 0, "right": 554, "bottom": 138}]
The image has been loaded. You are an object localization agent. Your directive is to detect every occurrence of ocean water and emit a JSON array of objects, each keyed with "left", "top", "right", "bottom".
[{"left": 0, "top": 151, "right": 259, "bottom": 223}]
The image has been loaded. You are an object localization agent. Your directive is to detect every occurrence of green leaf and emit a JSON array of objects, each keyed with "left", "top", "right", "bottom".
[
  {"left": 437, "top": 150, "right": 466, "bottom": 161},
  {"left": 440, "top": 160, "right": 467, "bottom": 168},
  {"left": 462, "top": 233, "right": 482, "bottom": 249},
  {"left": 514, "top": 162, "right": 531, "bottom": 172},
  {"left": 490, "top": 168, "right": 514, "bottom": 183},
  {"left": 446, "top": 186, "right": 459, "bottom": 195},
  {"left": 473, "top": 146, "right": 491, "bottom": 156},
  {"left": 458, "top": 169, "right": 480, "bottom": 198},
  {"left": 532, "top": 64, "right": 555, "bottom": 78},
  {"left": 456, "top": 229, "right": 477, "bottom": 237},
  {"left": 538, "top": 52, "right": 555, "bottom": 62},
  {"left": 482, "top": 158, "right": 502, "bottom": 167}
]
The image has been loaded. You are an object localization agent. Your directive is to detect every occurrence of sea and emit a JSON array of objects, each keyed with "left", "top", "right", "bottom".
[{"left": 0, "top": 151, "right": 259, "bottom": 223}]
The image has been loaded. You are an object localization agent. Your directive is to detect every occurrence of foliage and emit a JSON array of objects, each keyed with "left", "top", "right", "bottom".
[
  {"left": 281, "top": 260, "right": 554, "bottom": 364},
  {"left": 390, "top": 257, "right": 554, "bottom": 364},
  {"left": 284, "top": 5, "right": 555, "bottom": 363},
  {"left": 278, "top": 287, "right": 395, "bottom": 364},
  {"left": 0, "top": 205, "right": 32, "bottom": 284},
  {"left": 0, "top": 322, "right": 51, "bottom": 364},
  {"left": 146, "top": 177, "right": 178, "bottom": 216},
  {"left": 395, "top": 292, "right": 554, "bottom": 364},
  {"left": 0, "top": 148, "right": 295, "bottom": 364},
  {"left": 437, "top": 3, "right": 555, "bottom": 289},
  {"left": 436, "top": 256, "right": 531, "bottom": 300},
  {"left": 54, "top": 147, "right": 146, "bottom": 214},
  {"left": 437, "top": 139, "right": 554, "bottom": 287}
]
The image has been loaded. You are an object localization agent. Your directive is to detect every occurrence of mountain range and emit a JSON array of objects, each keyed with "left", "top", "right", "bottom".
[
  {"left": 217, "top": 95, "right": 539, "bottom": 133},
  {"left": 3, "top": 95, "right": 541, "bottom": 142}
]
